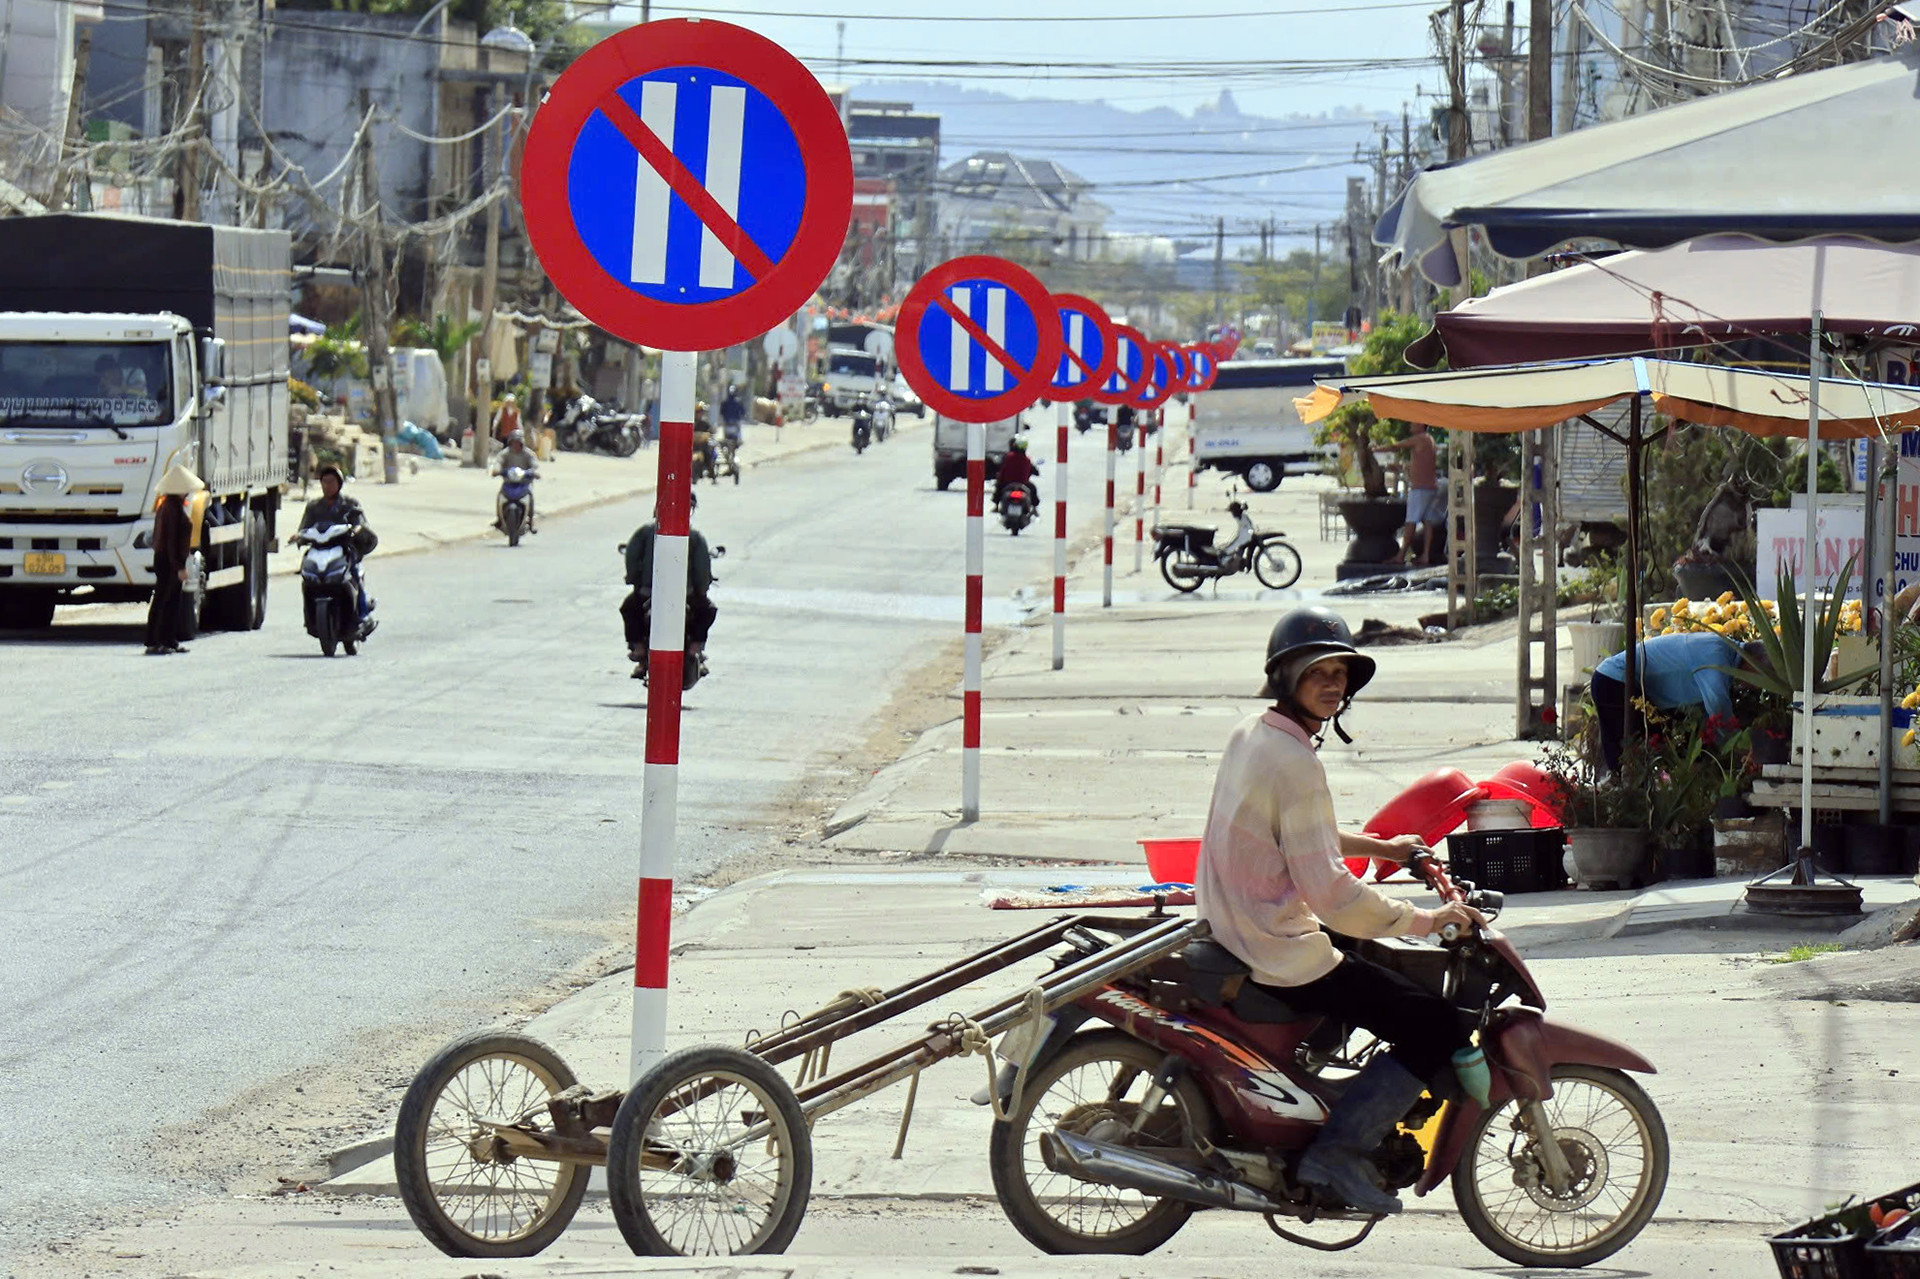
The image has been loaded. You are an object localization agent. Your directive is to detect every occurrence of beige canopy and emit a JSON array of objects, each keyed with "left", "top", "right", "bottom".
[{"left": 1298, "top": 357, "right": 1920, "bottom": 439}]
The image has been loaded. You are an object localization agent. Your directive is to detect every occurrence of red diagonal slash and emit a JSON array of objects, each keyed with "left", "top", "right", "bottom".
[
  {"left": 598, "top": 89, "right": 776, "bottom": 282},
  {"left": 933, "top": 291, "right": 1026, "bottom": 385},
  {"left": 1061, "top": 340, "right": 1097, "bottom": 381}
]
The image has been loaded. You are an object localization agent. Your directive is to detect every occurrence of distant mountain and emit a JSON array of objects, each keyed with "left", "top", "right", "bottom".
[{"left": 847, "top": 81, "right": 1401, "bottom": 255}]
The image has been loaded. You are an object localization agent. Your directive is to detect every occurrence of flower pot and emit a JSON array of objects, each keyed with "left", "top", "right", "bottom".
[
  {"left": 1564, "top": 827, "right": 1649, "bottom": 890},
  {"left": 1567, "top": 620, "right": 1624, "bottom": 676},
  {"left": 1750, "top": 727, "right": 1790, "bottom": 768},
  {"left": 1844, "top": 823, "right": 1904, "bottom": 876},
  {"left": 1672, "top": 558, "right": 1741, "bottom": 602},
  {"left": 1663, "top": 842, "right": 1715, "bottom": 881},
  {"left": 1712, "top": 795, "right": 1754, "bottom": 821},
  {"left": 1337, "top": 496, "right": 1409, "bottom": 569},
  {"left": 1714, "top": 810, "right": 1786, "bottom": 877}
]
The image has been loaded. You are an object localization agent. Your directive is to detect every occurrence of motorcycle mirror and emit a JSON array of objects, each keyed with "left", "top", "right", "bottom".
[
  {"left": 617, "top": 543, "right": 628, "bottom": 553},
  {"left": 713, "top": 545, "right": 727, "bottom": 557}
]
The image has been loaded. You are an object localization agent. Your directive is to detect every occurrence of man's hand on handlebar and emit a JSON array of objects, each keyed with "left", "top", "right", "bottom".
[{"left": 1425, "top": 900, "right": 1489, "bottom": 942}]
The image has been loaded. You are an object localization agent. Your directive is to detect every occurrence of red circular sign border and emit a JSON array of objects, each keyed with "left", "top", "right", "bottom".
[
  {"left": 896, "top": 256, "right": 1063, "bottom": 424},
  {"left": 1048, "top": 292, "right": 1118, "bottom": 399},
  {"left": 519, "top": 19, "right": 853, "bottom": 352},
  {"left": 1086, "top": 324, "right": 1150, "bottom": 408}
]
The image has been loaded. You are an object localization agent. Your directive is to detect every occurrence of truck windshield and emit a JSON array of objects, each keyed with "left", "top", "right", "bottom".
[
  {"left": 829, "top": 353, "right": 877, "bottom": 378},
  {"left": 0, "top": 341, "right": 174, "bottom": 427}
]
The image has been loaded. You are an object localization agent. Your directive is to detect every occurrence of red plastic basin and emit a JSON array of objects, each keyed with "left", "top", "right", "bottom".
[{"left": 1140, "top": 837, "right": 1202, "bottom": 884}]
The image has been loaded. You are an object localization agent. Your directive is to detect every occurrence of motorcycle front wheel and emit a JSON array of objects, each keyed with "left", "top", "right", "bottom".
[
  {"left": 1159, "top": 553, "right": 1203, "bottom": 594},
  {"left": 1252, "top": 541, "right": 1303, "bottom": 590},
  {"left": 1452, "top": 1064, "right": 1669, "bottom": 1269},
  {"left": 316, "top": 600, "right": 338, "bottom": 657},
  {"left": 989, "top": 1032, "right": 1213, "bottom": 1256}
]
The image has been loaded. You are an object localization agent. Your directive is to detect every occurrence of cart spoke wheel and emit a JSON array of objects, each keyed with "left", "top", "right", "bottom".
[
  {"left": 1453, "top": 1064, "right": 1669, "bottom": 1269},
  {"left": 607, "top": 1045, "right": 812, "bottom": 1257},
  {"left": 990, "top": 1031, "right": 1213, "bottom": 1255},
  {"left": 394, "top": 1031, "right": 590, "bottom": 1258}
]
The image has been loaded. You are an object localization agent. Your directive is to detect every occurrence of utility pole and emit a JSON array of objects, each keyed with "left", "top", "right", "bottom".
[
  {"left": 473, "top": 84, "right": 502, "bottom": 468},
  {"left": 1499, "top": 0, "right": 1516, "bottom": 149},
  {"left": 355, "top": 88, "right": 401, "bottom": 485},
  {"left": 1527, "top": 0, "right": 1553, "bottom": 142},
  {"left": 1308, "top": 223, "right": 1322, "bottom": 339},
  {"left": 1212, "top": 216, "right": 1225, "bottom": 327},
  {"left": 1559, "top": 0, "right": 1584, "bottom": 131},
  {"left": 1448, "top": 0, "right": 1470, "bottom": 161},
  {"left": 177, "top": 0, "right": 206, "bottom": 220},
  {"left": 49, "top": 24, "right": 92, "bottom": 211}
]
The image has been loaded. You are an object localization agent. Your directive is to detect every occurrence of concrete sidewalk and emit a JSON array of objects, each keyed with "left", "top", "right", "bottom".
[{"left": 268, "top": 413, "right": 874, "bottom": 574}]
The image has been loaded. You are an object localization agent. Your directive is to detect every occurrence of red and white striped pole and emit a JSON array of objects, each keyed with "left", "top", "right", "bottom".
[
  {"left": 1152, "top": 411, "right": 1164, "bottom": 526},
  {"left": 963, "top": 418, "right": 985, "bottom": 821},
  {"left": 1103, "top": 409, "right": 1117, "bottom": 607},
  {"left": 633, "top": 347, "right": 695, "bottom": 1081},
  {"left": 1133, "top": 415, "right": 1147, "bottom": 573},
  {"left": 1052, "top": 399, "right": 1069, "bottom": 670},
  {"left": 1188, "top": 429, "right": 1197, "bottom": 509}
]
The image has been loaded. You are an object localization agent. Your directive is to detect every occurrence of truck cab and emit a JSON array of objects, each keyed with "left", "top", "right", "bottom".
[
  {"left": 823, "top": 346, "right": 884, "bottom": 414},
  {"left": 932, "top": 413, "right": 1025, "bottom": 491}
]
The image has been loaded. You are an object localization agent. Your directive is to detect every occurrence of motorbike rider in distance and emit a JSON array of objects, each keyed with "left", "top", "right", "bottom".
[
  {"left": 299, "top": 464, "right": 378, "bottom": 627},
  {"left": 993, "top": 435, "right": 1039, "bottom": 505},
  {"left": 1193, "top": 606, "right": 1485, "bottom": 1217},
  {"left": 493, "top": 429, "right": 540, "bottom": 533},
  {"left": 622, "top": 489, "right": 717, "bottom": 686}
]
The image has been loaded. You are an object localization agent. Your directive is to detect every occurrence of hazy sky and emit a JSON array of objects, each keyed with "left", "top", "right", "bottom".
[{"left": 614, "top": 1, "right": 1443, "bottom": 121}]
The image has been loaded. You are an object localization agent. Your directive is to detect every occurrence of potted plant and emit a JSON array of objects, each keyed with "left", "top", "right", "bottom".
[
  {"left": 1315, "top": 315, "right": 1424, "bottom": 568},
  {"left": 1538, "top": 732, "right": 1652, "bottom": 890},
  {"left": 1648, "top": 712, "right": 1729, "bottom": 880}
]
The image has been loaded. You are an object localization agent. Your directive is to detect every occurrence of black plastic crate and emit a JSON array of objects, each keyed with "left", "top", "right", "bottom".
[
  {"left": 1869, "top": 1214, "right": 1920, "bottom": 1279},
  {"left": 1444, "top": 827, "right": 1567, "bottom": 893},
  {"left": 1769, "top": 1183, "right": 1920, "bottom": 1279}
]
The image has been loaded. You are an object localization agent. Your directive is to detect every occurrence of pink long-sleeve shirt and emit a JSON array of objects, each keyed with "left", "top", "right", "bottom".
[{"left": 1195, "top": 710, "right": 1426, "bottom": 987}]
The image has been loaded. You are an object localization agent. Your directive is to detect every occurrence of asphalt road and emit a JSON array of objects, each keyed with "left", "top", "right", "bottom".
[{"left": 0, "top": 417, "right": 1133, "bottom": 1262}]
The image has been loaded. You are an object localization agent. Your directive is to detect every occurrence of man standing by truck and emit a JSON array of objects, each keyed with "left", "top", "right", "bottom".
[{"left": 146, "top": 466, "right": 202, "bottom": 654}]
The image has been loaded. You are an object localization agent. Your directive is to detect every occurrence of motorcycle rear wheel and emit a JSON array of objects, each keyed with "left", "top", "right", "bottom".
[
  {"left": 614, "top": 430, "right": 639, "bottom": 458},
  {"left": 1452, "top": 1064, "right": 1669, "bottom": 1269},
  {"left": 316, "top": 602, "right": 338, "bottom": 657},
  {"left": 1253, "top": 541, "right": 1303, "bottom": 590},
  {"left": 505, "top": 508, "right": 523, "bottom": 548},
  {"left": 1159, "top": 553, "right": 1203, "bottom": 594},
  {"left": 989, "top": 1031, "right": 1213, "bottom": 1256}
]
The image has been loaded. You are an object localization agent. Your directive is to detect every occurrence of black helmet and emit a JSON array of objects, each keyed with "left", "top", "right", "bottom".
[{"left": 1262, "top": 606, "right": 1375, "bottom": 741}]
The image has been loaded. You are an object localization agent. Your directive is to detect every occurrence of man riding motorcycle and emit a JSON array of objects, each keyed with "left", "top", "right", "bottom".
[
  {"left": 1193, "top": 605, "right": 1484, "bottom": 1216},
  {"left": 493, "top": 429, "right": 540, "bottom": 533},
  {"left": 992, "top": 435, "right": 1039, "bottom": 505},
  {"left": 621, "top": 490, "right": 718, "bottom": 686},
  {"left": 299, "top": 465, "right": 378, "bottom": 626}
]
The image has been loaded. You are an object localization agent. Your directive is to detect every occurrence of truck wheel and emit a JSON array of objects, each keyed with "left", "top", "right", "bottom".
[
  {"left": 1243, "top": 462, "right": 1280, "bottom": 492},
  {"left": 177, "top": 577, "right": 203, "bottom": 642},
  {"left": 936, "top": 469, "right": 954, "bottom": 491},
  {"left": 206, "top": 513, "right": 267, "bottom": 631},
  {"left": 0, "top": 592, "right": 57, "bottom": 630},
  {"left": 248, "top": 516, "right": 269, "bottom": 629}
]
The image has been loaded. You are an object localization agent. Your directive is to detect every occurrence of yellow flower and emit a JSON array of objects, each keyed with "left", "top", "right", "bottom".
[
  {"left": 1650, "top": 607, "right": 1670, "bottom": 627},
  {"left": 1902, "top": 690, "right": 1920, "bottom": 710},
  {"left": 1717, "top": 590, "right": 1735, "bottom": 606},
  {"left": 1906, "top": 728, "right": 1918, "bottom": 748}
]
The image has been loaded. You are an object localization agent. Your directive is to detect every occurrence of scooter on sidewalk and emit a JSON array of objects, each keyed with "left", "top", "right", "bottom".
[
  {"left": 295, "top": 523, "right": 375, "bottom": 657},
  {"left": 988, "top": 850, "right": 1668, "bottom": 1266},
  {"left": 1152, "top": 499, "right": 1301, "bottom": 592}
]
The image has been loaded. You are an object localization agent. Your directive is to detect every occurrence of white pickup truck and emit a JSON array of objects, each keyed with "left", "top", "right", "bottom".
[
  {"left": 932, "top": 414, "right": 1025, "bottom": 491},
  {"left": 1189, "top": 357, "right": 1347, "bottom": 491},
  {"left": 0, "top": 213, "right": 289, "bottom": 632}
]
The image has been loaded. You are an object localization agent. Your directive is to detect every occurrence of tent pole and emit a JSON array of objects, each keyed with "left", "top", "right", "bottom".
[
  {"left": 1876, "top": 432, "right": 1895, "bottom": 825},
  {"left": 1623, "top": 396, "right": 1642, "bottom": 755},
  {"left": 1798, "top": 307, "right": 1822, "bottom": 861}
]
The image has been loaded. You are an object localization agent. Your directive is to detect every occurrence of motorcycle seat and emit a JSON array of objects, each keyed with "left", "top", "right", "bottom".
[
  {"left": 1231, "top": 982, "right": 1309, "bottom": 1025},
  {"left": 1176, "top": 938, "right": 1250, "bottom": 1004}
]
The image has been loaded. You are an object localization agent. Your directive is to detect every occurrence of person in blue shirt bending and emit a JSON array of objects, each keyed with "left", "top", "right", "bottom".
[{"left": 1591, "top": 632, "right": 1766, "bottom": 771}]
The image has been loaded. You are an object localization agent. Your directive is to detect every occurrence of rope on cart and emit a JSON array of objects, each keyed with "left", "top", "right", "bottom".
[
  {"left": 945, "top": 985, "right": 1050, "bottom": 1126},
  {"left": 793, "top": 987, "right": 887, "bottom": 1086}
]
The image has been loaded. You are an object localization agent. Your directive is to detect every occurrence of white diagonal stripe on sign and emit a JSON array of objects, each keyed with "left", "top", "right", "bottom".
[
  {"left": 985, "top": 287, "right": 1007, "bottom": 393},
  {"left": 698, "top": 85, "right": 747, "bottom": 288},
  {"left": 949, "top": 286, "right": 971, "bottom": 392},
  {"left": 629, "top": 81, "right": 678, "bottom": 285}
]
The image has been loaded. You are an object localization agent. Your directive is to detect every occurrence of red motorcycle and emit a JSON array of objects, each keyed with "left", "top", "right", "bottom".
[{"left": 984, "top": 853, "right": 1669, "bottom": 1268}]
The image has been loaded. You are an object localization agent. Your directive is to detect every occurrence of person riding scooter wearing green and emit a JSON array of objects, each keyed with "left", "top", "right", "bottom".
[{"left": 1194, "top": 605, "right": 1485, "bottom": 1216}]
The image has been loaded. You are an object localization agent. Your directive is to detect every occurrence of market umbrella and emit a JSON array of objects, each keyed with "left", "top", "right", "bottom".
[
  {"left": 1405, "top": 236, "right": 1920, "bottom": 369},
  {"left": 1302, "top": 357, "right": 1920, "bottom": 900}
]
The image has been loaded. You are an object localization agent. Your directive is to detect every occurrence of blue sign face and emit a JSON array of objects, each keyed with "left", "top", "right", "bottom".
[
  {"left": 914, "top": 280, "right": 1045, "bottom": 404},
  {"left": 1051, "top": 308, "right": 1109, "bottom": 394},
  {"left": 565, "top": 66, "right": 807, "bottom": 304},
  {"left": 1103, "top": 336, "right": 1144, "bottom": 397}
]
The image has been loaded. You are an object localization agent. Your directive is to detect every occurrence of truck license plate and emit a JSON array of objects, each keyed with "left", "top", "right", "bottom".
[{"left": 23, "top": 552, "right": 65, "bottom": 575}]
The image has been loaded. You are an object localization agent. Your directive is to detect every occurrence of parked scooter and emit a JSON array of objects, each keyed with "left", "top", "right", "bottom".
[
  {"left": 1151, "top": 498, "right": 1301, "bottom": 592},
  {"left": 296, "top": 523, "right": 375, "bottom": 657},
  {"left": 984, "top": 850, "right": 1668, "bottom": 1267},
  {"left": 997, "top": 479, "right": 1039, "bottom": 535},
  {"left": 553, "top": 394, "right": 641, "bottom": 457},
  {"left": 498, "top": 465, "right": 537, "bottom": 547}
]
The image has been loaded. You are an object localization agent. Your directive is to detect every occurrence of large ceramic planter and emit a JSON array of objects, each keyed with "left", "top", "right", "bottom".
[
  {"left": 1337, "top": 496, "right": 1409, "bottom": 569},
  {"left": 1564, "top": 827, "right": 1649, "bottom": 889},
  {"left": 1474, "top": 481, "right": 1517, "bottom": 561},
  {"left": 1672, "top": 557, "right": 1742, "bottom": 602},
  {"left": 1567, "top": 620, "right": 1623, "bottom": 676}
]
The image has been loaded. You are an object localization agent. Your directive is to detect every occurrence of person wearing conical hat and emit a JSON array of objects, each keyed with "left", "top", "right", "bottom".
[{"left": 146, "top": 464, "right": 203, "bottom": 654}]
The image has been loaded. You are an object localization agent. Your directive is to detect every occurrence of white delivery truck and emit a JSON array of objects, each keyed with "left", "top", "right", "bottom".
[
  {"left": 932, "top": 414, "right": 1024, "bottom": 491},
  {"left": 1188, "top": 356, "right": 1347, "bottom": 492},
  {"left": 0, "top": 213, "right": 290, "bottom": 632},
  {"left": 823, "top": 344, "right": 886, "bottom": 414}
]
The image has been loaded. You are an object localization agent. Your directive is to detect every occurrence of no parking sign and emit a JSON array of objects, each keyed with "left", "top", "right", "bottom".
[
  {"left": 1132, "top": 343, "right": 1179, "bottom": 411},
  {"left": 896, "top": 256, "right": 1062, "bottom": 423},
  {"left": 1049, "top": 293, "right": 1118, "bottom": 400},
  {"left": 1087, "top": 325, "right": 1149, "bottom": 407},
  {"left": 520, "top": 19, "right": 853, "bottom": 350}
]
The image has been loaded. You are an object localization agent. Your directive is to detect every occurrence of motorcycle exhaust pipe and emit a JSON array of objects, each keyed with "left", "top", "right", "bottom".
[{"left": 1038, "top": 1130, "right": 1285, "bottom": 1214}]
